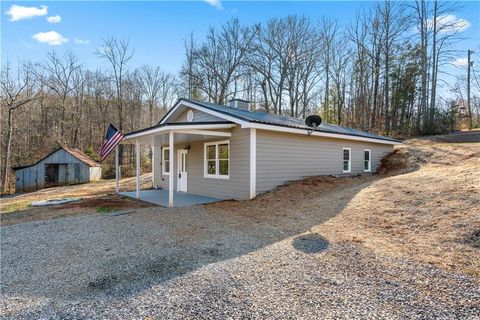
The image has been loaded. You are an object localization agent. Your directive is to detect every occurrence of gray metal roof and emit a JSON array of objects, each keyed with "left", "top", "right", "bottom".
[{"left": 182, "top": 98, "right": 400, "bottom": 143}]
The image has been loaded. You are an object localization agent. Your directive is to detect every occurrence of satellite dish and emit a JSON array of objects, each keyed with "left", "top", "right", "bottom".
[{"left": 305, "top": 115, "right": 322, "bottom": 136}]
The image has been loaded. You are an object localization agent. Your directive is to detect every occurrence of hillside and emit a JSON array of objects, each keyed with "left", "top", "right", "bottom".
[
  {"left": 329, "top": 131, "right": 480, "bottom": 276},
  {"left": 211, "top": 131, "right": 480, "bottom": 277}
]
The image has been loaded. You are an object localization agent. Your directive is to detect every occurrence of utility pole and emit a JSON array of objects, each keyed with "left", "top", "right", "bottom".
[{"left": 467, "top": 49, "right": 474, "bottom": 130}]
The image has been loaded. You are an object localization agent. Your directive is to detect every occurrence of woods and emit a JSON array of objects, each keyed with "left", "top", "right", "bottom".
[{"left": 1, "top": 0, "right": 479, "bottom": 193}]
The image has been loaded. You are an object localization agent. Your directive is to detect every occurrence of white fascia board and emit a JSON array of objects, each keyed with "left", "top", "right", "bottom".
[
  {"left": 125, "top": 123, "right": 236, "bottom": 139},
  {"left": 160, "top": 100, "right": 250, "bottom": 127},
  {"left": 245, "top": 123, "right": 401, "bottom": 145},
  {"left": 175, "top": 129, "right": 231, "bottom": 137}
]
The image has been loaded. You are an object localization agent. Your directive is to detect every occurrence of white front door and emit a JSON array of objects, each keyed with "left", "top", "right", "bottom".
[{"left": 177, "top": 149, "right": 188, "bottom": 192}]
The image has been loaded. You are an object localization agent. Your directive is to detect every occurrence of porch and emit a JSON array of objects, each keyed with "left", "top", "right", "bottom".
[
  {"left": 119, "top": 189, "right": 222, "bottom": 207},
  {"left": 115, "top": 122, "right": 239, "bottom": 207}
]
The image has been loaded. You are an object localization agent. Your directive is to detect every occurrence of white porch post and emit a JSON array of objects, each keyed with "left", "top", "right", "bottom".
[
  {"left": 249, "top": 128, "right": 256, "bottom": 199},
  {"left": 168, "top": 131, "right": 174, "bottom": 207},
  {"left": 151, "top": 137, "right": 155, "bottom": 187},
  {"left": 135, "top": 139, "right": 140, "bottom": 199},
  {"left": 115, "top": 145, "right": 119, "bottom": 193}
]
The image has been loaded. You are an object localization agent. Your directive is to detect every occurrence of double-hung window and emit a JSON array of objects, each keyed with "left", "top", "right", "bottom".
[
  {"left": 162, "top": 147, "right": 170, "bottom": 175},
  {"left": 204, "top": 141, "right": 229, "bottom": 179},
  {"left": 342, "top": 148, "right": 351, "bottom": 173},
  {"left": 364, "top": 149, "right": 371, "bottom": 172}
]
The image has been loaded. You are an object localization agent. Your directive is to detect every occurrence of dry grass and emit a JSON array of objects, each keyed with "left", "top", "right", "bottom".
[
  {"left": 0, "top": 195, "right": 153, "bottom": 227},
  {"left": 210, "top": 131, "right": 480, "bottom": 277},
  {"left": 331, "top": 132, "right": 480, "bottom": 277},
  {"left": 0, "top": 174, "right": 152, "bottom": 213},
  {"left": 0, "top": 174, "right": 154, "bottom": 226}
]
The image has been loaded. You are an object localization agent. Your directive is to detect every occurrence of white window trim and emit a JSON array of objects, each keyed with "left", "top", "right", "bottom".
[
  {"left": 204, "top": 140, "right": 230, "bottom": 179},
  {"left": 364, "top": 149, "right": 371, "bottom": 172},
  {"left": 162, "top": 147, "right": 170, "bottom": 176},
  {"left": 342, "top": 147, "right": 351, "bottom": 173}
]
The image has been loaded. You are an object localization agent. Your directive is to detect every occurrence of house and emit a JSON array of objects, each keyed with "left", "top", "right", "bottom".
[
  {"left": 13, "top": 147, "right": 102, "bottom": 193},
  {"left": 118, "top": 98, "right": 400, "bottom": 207}
]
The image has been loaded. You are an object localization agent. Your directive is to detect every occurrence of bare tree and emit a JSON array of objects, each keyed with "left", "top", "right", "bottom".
[
  {"left": 96, "top": 37, "right": 133, "bottom": 163},
  {"left": 379, "top": 0, "right": 410, "bottom": 134},
  {"left": 140, "top": 65, "right": 177, "bottom": 125},
  {"left": 189, "top": 19, "right": 257, "bottom": 104},
  {"left": 96, "top": 37, "right": 134, "bottom": 132},
  {"left": 140, "top": 65, "right": 163, "bottom": 125},
  {"left": 283, "top": 16, "right": 322, "bottom": 117},
  {"left": 247, "top": 17, "right": 288, "bottom": 113},
  {"left": 318, "top": 18, "right": 339, "bottom": 122},
  {"left": 0, "top": 62, "right": 38, "bottom": 193},
  {"left": 40, "top": 51, "right": 81, "bottom": 142}
]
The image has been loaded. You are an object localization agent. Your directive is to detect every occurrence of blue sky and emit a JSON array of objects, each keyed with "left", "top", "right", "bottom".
[{"left": 2, "top": 1, "right": 479, "bottom": 82}]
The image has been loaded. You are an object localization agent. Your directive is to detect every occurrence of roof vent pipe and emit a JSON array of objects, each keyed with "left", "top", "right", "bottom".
[{"left": 228, "top": 99, "right": 250, "bottom": 111}]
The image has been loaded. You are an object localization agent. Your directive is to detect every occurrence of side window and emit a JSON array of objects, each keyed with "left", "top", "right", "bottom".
[
  {"left": 162, "top": 148, "right": 170, "bottom": 175},
  {"left": 342, "top": 148, "right": 351, "bottom": 173},
  {"left": 364, "top": 149, "right": 371, "bottom": 172}
]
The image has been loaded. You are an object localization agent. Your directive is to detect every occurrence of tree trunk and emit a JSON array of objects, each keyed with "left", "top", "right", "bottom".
[
  {"left": 3, "top": 108, "right": 14, "bottom": 194},
  {"left": 429, "top": 0, "right": 438, "bottom": 133}
]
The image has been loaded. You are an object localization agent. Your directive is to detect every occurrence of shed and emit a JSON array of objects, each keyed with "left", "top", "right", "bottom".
[{"left": 12, "top": 147, "right": 102, "bottom": 193}]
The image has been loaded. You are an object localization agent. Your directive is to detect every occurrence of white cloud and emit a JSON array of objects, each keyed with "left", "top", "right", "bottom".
[
  {"left": 74, "top": 38, "right": 90, "bottom": 45},
  {"left": 32, "top": 31, "right": 68, "bottom": 45},
  {"left": 46, "top": 15, "right": 61, "bottom": 24},
  {"left": 204, "top": 0, "right": 222, "bottom": 9},
  {"left": 428, "top": 14, "right": 471, "bottom": 33},
  {"left": 452, "top": 58, "right": 468, "bottom": 67},
  {"left": 5, "top": 4, "right": 48, "bottom": 21}
]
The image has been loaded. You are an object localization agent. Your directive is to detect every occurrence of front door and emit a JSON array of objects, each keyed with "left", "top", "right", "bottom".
[{"left": 177, "top": 150, "right": 188, "bottom": 192}]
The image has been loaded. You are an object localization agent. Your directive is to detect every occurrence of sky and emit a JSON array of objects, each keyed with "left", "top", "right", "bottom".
[{"left": 1, "top": 1, "right": 479, "bottom": 95}]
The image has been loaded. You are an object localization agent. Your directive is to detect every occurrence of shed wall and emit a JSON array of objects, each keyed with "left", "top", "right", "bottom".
[{"left": 89, "top": 167, "right": 102, "bottom": 181}]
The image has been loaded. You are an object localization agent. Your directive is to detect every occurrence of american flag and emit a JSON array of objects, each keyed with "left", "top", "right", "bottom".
[{"left": 100, "top": 124, "right": 124, "bottom": 161}]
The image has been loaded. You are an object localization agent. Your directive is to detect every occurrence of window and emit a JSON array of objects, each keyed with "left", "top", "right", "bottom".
[
  {"left": 204, "top": 141, "right": 230, "bottom": 179},
  {"left": 364, "top": 149, "right": 371, "bottom": 172},
  {"left": 342, "top": 148, "right": 351, "bottom": 173},
  {"left": 162, "top": 147, "right": 170, "bottom": 175}
]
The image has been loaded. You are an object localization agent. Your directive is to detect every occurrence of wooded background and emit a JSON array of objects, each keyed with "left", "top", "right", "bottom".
[{"left": 1, "top": 0, "right": 479, "bottom": 194}]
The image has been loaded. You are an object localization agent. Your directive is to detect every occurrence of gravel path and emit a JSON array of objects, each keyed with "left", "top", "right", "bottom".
[{"left": 1, "top": 206, "right": 479, "bottom": 319}]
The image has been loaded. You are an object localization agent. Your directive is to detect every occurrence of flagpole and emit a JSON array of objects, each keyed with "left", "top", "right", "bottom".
[{"left": 115, "top": 145, "right": 119, "bottom": 193}]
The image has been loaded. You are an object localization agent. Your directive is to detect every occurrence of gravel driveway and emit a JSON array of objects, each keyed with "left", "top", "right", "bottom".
[{"left": 1, "top": 204, "right": 479, "bottom": 319}]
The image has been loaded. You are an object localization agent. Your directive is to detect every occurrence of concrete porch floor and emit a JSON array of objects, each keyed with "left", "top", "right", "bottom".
[{"left": 119, "top": 189, "right": 223, "bottom": 207}]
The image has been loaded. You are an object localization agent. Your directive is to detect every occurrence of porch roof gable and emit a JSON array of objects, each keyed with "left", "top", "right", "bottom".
[{"left": 123, "top": 121, "right": 235, "bottom": 140}]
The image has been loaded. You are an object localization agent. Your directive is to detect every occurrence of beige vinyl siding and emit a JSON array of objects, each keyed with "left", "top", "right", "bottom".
[
  {"left": 256, "top": 130, "right": 393, "bottom": 194},
  {"left": 169, "top": 108, "right": 225, "bottom": 123},
  {"left": 153, "top": 126, "right": 250, "bottom": 200},
  {"left": 152, "top": 145, "right": 162, "bottom": 187}
]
